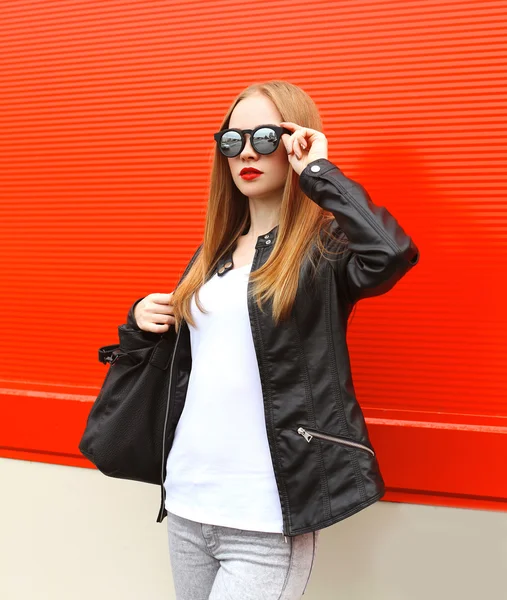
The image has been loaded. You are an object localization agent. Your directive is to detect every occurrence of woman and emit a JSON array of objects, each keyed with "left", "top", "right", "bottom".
[{"left": 127, "top": 81, "right": 419, "bottom": 599}]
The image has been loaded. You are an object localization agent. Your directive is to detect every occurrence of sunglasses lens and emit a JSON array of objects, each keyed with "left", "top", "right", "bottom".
[
  {"left": 219, "top": 130, "right": 242, "bottom": 157},
  {"left": 253, "top": 127, "right": 279, "bottom": 154}
]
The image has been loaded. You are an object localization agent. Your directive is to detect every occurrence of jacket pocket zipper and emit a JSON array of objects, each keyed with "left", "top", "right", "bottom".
[{"left": 297, "top": 427, "right": 375, "bottom": 457}]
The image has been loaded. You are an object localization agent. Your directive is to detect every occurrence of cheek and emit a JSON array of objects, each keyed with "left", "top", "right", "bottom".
[
  {"left": 276, "top": 143, "right": 290, "bottom": 165},
  {"left": 272, "top": 151, "right": 290, "bottom": 179}
]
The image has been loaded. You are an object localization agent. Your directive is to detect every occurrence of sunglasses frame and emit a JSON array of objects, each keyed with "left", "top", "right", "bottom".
[{"left": 213, "top": 124, "right": 293, "bottom": 157}]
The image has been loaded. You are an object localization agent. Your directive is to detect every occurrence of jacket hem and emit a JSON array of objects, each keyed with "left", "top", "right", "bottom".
[{"left": 285, "top": 487, "right": 386, "bottom": 537}]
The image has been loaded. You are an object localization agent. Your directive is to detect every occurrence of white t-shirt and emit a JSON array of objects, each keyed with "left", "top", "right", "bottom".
[{"left": 163, "top": 262, "right": 284, "bottom": 533}]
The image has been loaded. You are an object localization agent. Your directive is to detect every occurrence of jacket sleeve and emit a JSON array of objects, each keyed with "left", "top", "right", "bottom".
[{"left": 299, "top": 158, "right": 419, "bottom": 305}]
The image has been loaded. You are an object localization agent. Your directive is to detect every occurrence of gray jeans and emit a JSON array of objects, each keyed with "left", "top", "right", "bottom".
[{"left": 166, "top": 510, "right": 320, "bottom": 600}]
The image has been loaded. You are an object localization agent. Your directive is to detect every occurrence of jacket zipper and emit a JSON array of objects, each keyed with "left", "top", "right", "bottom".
[
  {"left": 155, "top": 244, "right": 203, "bottom": 521},
  {"left": 297, "top": 427, "right": 375, "bottom": 457},
  {"left": 248, "top": 244, "right": 291, "bottom": 538},
  {"left": 156, "top": 323, "right": 183, "bottom": 522}
]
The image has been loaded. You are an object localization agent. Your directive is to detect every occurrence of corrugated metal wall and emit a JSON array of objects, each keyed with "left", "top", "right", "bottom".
[{"left": 1, "top": 0, "right": 506, "bottom": 510}]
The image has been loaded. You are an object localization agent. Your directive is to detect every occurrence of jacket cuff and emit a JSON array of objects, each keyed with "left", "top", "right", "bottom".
[{"left": 299, "top": 158, "right": 341, "bottom": 199}]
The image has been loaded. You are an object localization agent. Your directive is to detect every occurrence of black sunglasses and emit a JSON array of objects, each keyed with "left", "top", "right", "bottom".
[{"left": 213, "top": 124, "right": 292, "bottom": 158}]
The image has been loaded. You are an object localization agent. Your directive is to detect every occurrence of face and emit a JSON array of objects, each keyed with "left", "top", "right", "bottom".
[{"left": 226, "top": 93, "right": 290, "bottom": 202}]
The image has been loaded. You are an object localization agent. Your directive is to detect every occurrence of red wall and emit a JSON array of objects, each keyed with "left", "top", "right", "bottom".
[{"left": 1, "top": 0, "right": 506, "bottom": 512}]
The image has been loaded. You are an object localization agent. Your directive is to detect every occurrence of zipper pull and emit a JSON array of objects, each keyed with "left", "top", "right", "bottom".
[
  {"left": 297, "top": 427, "right": 313, "bottom": 443},
  {"left": 105, "top": 352, "right": 121, "bottom": 365}
]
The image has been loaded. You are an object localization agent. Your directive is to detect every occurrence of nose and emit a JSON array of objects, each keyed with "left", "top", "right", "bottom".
[{"left": 239, "top": 133, "right": 258, "bottom": 160}]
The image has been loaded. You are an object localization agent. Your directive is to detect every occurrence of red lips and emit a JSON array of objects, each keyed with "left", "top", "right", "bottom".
[{"left": 240, "top": 167, "right": 263, "bottom": 175}]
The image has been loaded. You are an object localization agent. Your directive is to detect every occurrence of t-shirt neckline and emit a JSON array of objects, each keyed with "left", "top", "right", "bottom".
[{"left": 230, "top": 262, "right": 252, "bottom": 272}]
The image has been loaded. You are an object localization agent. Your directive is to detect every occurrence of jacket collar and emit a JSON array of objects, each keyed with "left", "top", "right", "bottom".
[{"left": 216, "top": 224, "right": 279, "bottom": 277}]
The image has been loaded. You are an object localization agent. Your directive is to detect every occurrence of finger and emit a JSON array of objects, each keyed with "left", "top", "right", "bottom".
[
  {"left": 153, "top": 323, "right": 171, "bottom": 333},
  {"left": 292, "top": 137, "right": 299, "bottom": 156},
  {"left": 295, "top": 138, "right": 303, "bottom": 159},
  {"left": 151, "top": 292, "right": 173, "bottom": 305},
  {"left": 141, "top": 321, "right": 170, "bottom": 333},
  {"left": 290, "top": 136, "right": 297, "bottom": 157},
  {"left": 152, "top": 309, "right": 175, "bottom": 321},
  {"left": 282, "top": 131, "right": 294, "bottom": 154},
  {"left": 281, "top": 122, "right": 309, "bottom": 142},
  {"left": 280, "top": 121, "right": 301, "bottom": 131},
  {"left": 287, "top": 129, "right": 307, "bottom": 157},
  {"left": 151, "top": 292, "right": 174, "bottom": 306},
  {"left": 281, "top": 121, "right": 323, "bottom": 138},
  {"left": 292, "top": 134, "right": 306, "bottom": 157},
  {"left": 288, "top": 131, "right": 300, "bottom": 148},
  {"left": 150, "top": 307, "right": 174, "bottom": 323},
  {"left": 293, "top": 130, "right": 308, "bottom": 150},
  {"left": 153, "top": 314, "right": 175, "bottom": 325}
]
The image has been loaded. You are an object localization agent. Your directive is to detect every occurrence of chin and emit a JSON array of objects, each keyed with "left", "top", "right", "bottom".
[{"left": 236, "top": 180, "right": 264, "bottom": 192}]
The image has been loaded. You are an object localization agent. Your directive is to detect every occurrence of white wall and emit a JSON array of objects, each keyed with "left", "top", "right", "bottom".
[{"left": 1, "top": 457, "right": 505, "bottom": 600}]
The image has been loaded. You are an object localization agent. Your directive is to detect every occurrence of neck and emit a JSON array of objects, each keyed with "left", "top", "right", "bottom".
[{"left": 243, "top": 197, "right": 281, "bottom": 240}]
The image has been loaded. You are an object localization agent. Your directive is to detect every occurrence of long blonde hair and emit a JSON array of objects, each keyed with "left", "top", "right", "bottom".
[{"left": 172, "top": 80, "right": 344, "bottom": 331}]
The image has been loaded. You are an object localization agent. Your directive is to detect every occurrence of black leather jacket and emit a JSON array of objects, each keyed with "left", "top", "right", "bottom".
[{"left": 126, "top": 158, "right": 419, "bottom": 537}]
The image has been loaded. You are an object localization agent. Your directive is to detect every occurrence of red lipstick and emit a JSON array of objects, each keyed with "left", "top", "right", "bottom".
[{"left": 240, "top": 167, "right": 263, "bottom": 180}]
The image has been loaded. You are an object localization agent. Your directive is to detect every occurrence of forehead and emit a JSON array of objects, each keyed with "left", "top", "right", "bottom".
[{"left": 229, "top": 93, "right": 282, "bottom": 129}]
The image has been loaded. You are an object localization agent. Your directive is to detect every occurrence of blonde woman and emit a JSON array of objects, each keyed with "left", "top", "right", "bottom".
[{"left": 128, "top": 80, "right": 419, "bottom": 600}]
